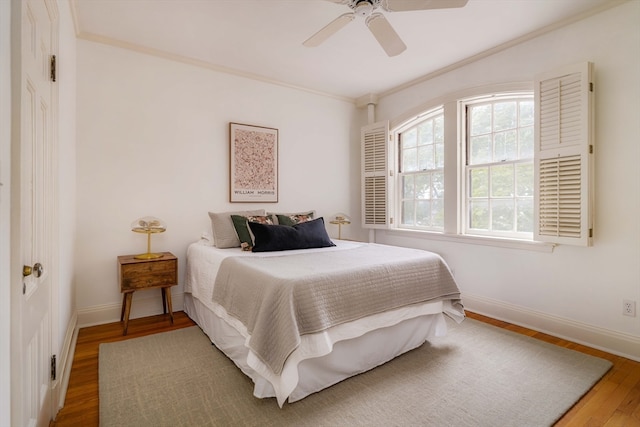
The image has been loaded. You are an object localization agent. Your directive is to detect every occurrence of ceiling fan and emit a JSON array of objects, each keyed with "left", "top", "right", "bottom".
[{"left": 303, "top": 0, "right": 469, "bottom": 57}]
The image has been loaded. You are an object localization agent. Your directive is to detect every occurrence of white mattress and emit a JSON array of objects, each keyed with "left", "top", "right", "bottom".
[{"left": 184, "top": 239, "right": 464, "bottom": 406}]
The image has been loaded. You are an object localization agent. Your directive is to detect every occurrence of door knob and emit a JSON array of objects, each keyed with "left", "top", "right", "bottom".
[
  {"left": 23, "top": 263, "right": 44, "bottom": 278},
  {"left": 33, "top": 263, "right": 43, "bottom": 277}
]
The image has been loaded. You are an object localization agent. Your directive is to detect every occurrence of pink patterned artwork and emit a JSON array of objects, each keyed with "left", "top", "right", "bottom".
[{"left": 229, "top": 123, "right": 278, "bottom": 202}]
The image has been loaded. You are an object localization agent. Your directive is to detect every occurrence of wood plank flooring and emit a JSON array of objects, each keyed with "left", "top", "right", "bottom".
[
  {"left": 52, "top": 312, "right": 196, "bottom": 426},
  {"left": 51, "top": 311, "right": 640, "bottom": 426},
  {"left": 470, "top": 313, "right": 640, "bottom": 426}
]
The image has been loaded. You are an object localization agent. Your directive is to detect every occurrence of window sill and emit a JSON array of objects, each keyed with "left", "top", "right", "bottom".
[{"left": 383, "top": 229, "right": 556, "bottom": 253}]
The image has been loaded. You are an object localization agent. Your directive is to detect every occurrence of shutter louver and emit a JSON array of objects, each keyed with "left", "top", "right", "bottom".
[
  {"left": 538, "top": 155, "right": 582, "bottom": 238},
  {"left": 534, "top": 62, "right": 593, "bottom": 246},
  {"left": 539, "top": 72, "right": 583, "bottom": 151},
  {"left": 362, "top": 121, "right": 389, "bottom": 228},
  {"left": 364, "top": 176, "right": 387, "bottom": 225}
]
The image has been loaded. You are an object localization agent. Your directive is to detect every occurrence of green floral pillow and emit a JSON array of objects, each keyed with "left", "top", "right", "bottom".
[{"left": 275, "top": 212, "right": 314, "bottom": 226}]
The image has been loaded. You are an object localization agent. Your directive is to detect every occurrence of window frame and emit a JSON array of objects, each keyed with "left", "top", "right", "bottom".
[
  {"left": 460, "top": 93, "right": 535, "bottom": 240},
  {"left": 373, "top": 63, "right": 593, "bottom": 252},
  {"left": 395, "top": 107, "right": 445, "bottom": 232},
  {"left": 386, "top": 83, "right": 555, "bottom": 252}
]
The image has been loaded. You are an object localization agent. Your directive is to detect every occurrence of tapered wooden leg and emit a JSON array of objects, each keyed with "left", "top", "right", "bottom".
[
  {"left": 122, "top": 292, "right": 134, "bottom": 335},
  {"left": 120, "top": 294, "right": 126, "bottom": 321},
  {"left": 165, "top": 287, "right": 174, "bottom": 324},
  {"left": 161, "top": 288, "right": 167, "bottom": 314}
]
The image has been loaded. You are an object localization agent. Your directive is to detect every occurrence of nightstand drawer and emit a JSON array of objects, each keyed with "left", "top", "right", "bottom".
[
  {"left": 118, "top": 253, "right": 177, "bottom": 291},
  {"left": 121, "top": 261, "right": 176, "bottom": 290}
]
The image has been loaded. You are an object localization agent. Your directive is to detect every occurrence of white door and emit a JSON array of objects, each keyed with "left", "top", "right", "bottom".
[{"left": 13, "top": 0, "right": 58, "bottom": 425}]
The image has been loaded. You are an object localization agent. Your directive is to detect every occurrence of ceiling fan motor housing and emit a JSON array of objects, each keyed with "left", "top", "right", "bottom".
[{"left": 352, "top": 0, "right": 379, "bottom": 17}]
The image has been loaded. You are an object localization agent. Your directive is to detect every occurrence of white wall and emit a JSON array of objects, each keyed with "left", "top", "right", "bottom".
[
  {"left": 57, "top": 0, "right": 77, "bottom": 332},
  {"left": 374, "top": 2, "right": 640, "bottom": 359},
  {"left": 54, "top": 0, "right": 77, "bottom": 408},
  {"left": 75, "top": 41, "right": 359, "bottom": 324}
]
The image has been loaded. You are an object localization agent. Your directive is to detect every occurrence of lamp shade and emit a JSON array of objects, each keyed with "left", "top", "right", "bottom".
[
  {"left": 330, "top": 213, "right": 351, "bottom": 225},
  {"left": 131, "top": 216, "right": 166, "bottom": 233}
]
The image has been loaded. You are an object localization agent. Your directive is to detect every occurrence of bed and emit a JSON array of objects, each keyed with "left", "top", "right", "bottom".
[{"left": 184, "top": 212, "right": 465, "bottom": 407}]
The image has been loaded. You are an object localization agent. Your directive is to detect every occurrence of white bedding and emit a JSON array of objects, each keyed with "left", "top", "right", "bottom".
[{"left": 184, "top": 239, "right": 465, "bottom": 406}]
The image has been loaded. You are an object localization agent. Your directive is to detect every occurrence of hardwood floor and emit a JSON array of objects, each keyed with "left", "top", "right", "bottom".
[
  {"left": 469, "top": 313, "right": 640, "bottom": 426},
  {"left": 51, "top": 311, "right": 640, "bottom": 426},
  {"left": 51, "top": 312, "right": 196, "bottom": 426}
]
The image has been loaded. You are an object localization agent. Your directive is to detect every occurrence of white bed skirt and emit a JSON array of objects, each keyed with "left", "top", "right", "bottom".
[{"left": 184, "top": 293, "right": 452, "bottom": 405}]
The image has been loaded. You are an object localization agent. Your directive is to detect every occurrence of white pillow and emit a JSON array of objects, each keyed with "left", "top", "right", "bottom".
[{"left": 208, "top": 209, "right": 266, "bottom": 248}]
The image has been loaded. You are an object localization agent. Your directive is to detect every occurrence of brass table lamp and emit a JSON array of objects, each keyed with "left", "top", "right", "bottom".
[
  {"left": 131, "top": 216, "right": 166, "bottom": 259},
  {"left": 329, "top": 213, "right": 351, "bottom": 240}
]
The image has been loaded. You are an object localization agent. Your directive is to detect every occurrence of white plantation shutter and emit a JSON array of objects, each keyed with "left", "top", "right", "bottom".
[
  {"left": 534, "top": 62, "right": 594, "bottom": 246},
  {"left": 362, "top": 121, "right": 390, "bottom": 228}
]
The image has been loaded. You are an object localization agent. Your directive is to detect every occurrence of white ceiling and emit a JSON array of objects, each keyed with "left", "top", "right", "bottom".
[{"left": 72, "top": 0, "right": 618, "bottom": 100}]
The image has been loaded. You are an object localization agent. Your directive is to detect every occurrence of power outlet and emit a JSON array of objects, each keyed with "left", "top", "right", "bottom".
[{"left": 623, "top": 300, "right": 636, "bottom": 317}]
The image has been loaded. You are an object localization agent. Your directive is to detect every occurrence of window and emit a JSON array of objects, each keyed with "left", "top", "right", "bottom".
[
  {"left": 464, "top": 96, "right": 534, "bottom": 239},
  {"left": 397, "top": 109, "right": 444, "bottom": 231},
  {"left": 361, "top": 62, "right": 593, "bottom": 248}
]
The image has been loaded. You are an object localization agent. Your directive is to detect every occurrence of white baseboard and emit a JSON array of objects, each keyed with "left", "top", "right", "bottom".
[
  {"left": 462, "top": 293, "right": 640, "bottom": 362},
  {"left": 75, "top": 291, "right": 639, "bottom": 361},
  {"left": 52, "top": 311, "right": 78, "bottom": 413},
  {"left": 77, "top": 291, "right": 184, "bottom": 328}
]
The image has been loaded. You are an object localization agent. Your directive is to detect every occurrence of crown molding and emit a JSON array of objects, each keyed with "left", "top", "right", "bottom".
[
  {"left": 379, "top": 0, "right": 629, "bottom": 99},
  {"left": 75, "top": 31, "right": 355, "bottom": 104},
  {"left": 68, "top": 0, "right": 628, "bottom": 105}
]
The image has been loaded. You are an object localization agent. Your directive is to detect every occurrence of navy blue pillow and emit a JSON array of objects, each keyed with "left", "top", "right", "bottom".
[{"left": 249, "top": 217, "right": 335, "bottom": 252}]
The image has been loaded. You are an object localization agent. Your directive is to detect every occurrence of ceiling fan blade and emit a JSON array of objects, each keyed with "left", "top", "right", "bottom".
[
  {"left": 382, "top": 0, "right": 469, "bottom": 12},
  {"left": 365, "top": 13, "right": 406, "bottom": 57},
  {"left": 303, "top": 13, "right": 355, "bottom": 47}
]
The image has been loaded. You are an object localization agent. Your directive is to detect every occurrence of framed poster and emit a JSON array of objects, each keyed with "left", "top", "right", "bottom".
[{"left": 229, "top": 122, "right": 278, "bottom": 203}]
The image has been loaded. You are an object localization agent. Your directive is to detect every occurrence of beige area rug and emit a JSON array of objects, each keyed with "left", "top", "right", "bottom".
[{"left": 99, "top": 318, "right": 611, "bottom": 427}]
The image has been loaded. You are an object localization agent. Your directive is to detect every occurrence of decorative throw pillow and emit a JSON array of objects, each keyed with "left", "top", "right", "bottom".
[
  {"left": 208, "top": 209, "right": 266, "bottom": 248},
  {"left": 272, "top": 210, "right": 315, "bottom": 226},
  {"left": 249, "top": 217, "right": 335, "bottom": 252},
  {"left": 231, "top": 214, "right": 273, "bottom": 250}
]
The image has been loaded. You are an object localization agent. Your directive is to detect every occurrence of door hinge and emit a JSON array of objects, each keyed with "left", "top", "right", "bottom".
[
  {"left": 589, "top": 82, "right": 593, "bottom": 92},
  {"left": 589, "top": 228, "right": 593, "bottom": 238},
  {"left": 51, "top": 355, "right": 56, "bottom": 381},
  {"left": 50, "top": 55, "right": 56, "bottom": 82}
]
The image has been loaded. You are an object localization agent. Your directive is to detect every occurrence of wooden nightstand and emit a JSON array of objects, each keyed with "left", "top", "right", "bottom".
[{"left": 117, "top": 252, "right": 177, "bottom": 335}]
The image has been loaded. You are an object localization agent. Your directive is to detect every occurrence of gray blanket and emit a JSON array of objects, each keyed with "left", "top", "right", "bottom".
[{"left": 212, "top": 243, "right": 462, "bottom": 375}]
